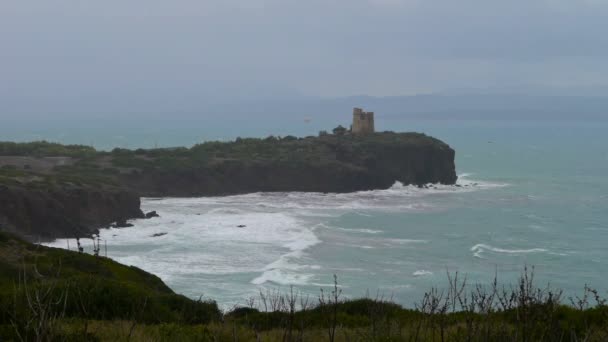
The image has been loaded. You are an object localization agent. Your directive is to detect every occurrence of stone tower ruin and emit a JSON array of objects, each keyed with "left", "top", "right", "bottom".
[{"left": 351, "top": 107, "right": 375, "bottom": 134}]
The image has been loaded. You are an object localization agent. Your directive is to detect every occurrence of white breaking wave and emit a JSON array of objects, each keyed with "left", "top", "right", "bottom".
[
  {"left": 41, "top": 172, "right": 508, "bottom": 304},
  {"left": 325, "top": 225, "right": 383, "bottom": 234},
  {"left": 251, "top": 250, "right": 321, "bottom": 286},
  {"left": 251, "top": 222, "right": 321, "bottom": 286},
  {"left": 358, "top": 245, "right": 375, "bottom": 249},
  {"left": 413, "top": 270, "right": 433, "bottom": 277},
  {"left": 45, "top": 206, "right": 322, "bottom": 285},
  {"left": 389, "top": 239, "right": 429, "bottom": 245},
  {"left": 471, "top": 244, "right": 548, "bottom": 258},
  {"left": 149, "top": 173, "right": 507, "bottom": 214}
]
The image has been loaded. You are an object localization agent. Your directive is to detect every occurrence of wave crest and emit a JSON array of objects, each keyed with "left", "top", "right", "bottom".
[{"left": 471, "top": 244, "right": 548, "bottom": 258}]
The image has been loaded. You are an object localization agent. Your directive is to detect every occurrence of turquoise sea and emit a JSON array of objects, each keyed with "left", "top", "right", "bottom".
[{"left": 33, "top": 117, "right": 608, "bottom": 308}]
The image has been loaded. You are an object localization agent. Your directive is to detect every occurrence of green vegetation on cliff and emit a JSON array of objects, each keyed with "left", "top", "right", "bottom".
[
  {"left": 0, "top": 141, "right": 97, "bottom": 159},
  {"left": 0, "top": 132, "right": 456, "bottom": 191}
]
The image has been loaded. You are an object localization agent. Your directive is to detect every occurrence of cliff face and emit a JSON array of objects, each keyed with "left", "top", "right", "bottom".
[
  {"left": 0, "top": 132, "right": 457, "bottom": 239},
  {"left": 123, "top": 140, "right": 457, "bottom": 196},
  {"left": 0, "top": 185, "right": 143, "bottom": 241},
  {"left": 122, "top": 132, "right": 456, "bottom": 196},
  {"left": 362, "top": 143, "right": 457, "bottom": 187}
]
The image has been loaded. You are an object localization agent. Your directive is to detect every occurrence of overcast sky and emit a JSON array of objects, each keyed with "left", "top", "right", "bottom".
[{"left": 1, "top": 0, "right": 607, "bottom": 116}]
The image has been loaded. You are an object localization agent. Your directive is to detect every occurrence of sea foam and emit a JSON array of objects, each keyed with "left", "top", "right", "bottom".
[
  {"left": 413, "top": 270, "right": 433, "bottom": 277},
  {"left": 42, "top": 173, "right": 509, "bottom": 305},
  {"left": 471, "top": 244, "right": 548, "bottom": 258}
]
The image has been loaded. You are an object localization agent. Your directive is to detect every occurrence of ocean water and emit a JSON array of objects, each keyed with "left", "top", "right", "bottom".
[{"left": 41, "top": 118, "right": 608, "bottom": 308}]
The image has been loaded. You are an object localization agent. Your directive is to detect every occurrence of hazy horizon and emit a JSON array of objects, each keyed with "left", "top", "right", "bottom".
[{"left": 2, "top": 1, "right": 608, "bottom": 120}]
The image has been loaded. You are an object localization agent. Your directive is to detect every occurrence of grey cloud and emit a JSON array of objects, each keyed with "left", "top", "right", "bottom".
[{"left": 0, "top": 0, "right": 607, "bottom": 117}]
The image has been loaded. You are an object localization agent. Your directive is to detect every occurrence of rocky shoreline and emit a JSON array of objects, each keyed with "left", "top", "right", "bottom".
[{"left": 0, "top": 132, "right": 457, "bottom": 240}]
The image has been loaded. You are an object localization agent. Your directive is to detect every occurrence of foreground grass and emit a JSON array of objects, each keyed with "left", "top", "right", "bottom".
[
  {"left": 1, "top": 232, "right": 608, "bottom": 341},
  {"left": 9, "top": 297, "right": 608, "bottom": 342}
]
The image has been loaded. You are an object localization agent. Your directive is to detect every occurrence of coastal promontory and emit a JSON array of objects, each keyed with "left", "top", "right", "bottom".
[{"left": 0, "top": 132, "right": 457, "bottom": 240}]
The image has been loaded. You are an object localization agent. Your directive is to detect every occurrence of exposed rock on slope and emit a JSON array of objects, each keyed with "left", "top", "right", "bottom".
[{"left": 0, "top": 185, "right": 143, "bottom": 241}]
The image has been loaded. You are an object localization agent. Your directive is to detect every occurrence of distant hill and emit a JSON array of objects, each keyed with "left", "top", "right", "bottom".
[
  {"left": 230, "top": 94, "right": 608, "bottom": 122},
  {"left": 2, "top": 92, "right": 607, "bottom": 122}
]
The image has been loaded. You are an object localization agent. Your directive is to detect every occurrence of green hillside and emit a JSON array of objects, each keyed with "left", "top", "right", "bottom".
[{"left": 0, "top": 232, "right": 220, "bottom": 340}]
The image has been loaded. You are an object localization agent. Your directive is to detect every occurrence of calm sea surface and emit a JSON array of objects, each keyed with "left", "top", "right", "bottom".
[{"left": 35, "top": 118, "right": 608, "bottom": 308}]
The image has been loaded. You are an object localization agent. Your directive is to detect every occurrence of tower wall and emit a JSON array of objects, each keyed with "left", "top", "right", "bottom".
[{"left": 352, "top": 108, "right": 375, "bottom": 134}]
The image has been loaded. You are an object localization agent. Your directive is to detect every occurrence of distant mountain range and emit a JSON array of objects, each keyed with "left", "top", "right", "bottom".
[
  {"left": 202, "top": 93, "right": 608, "bottom": 122},
  {"left": 2, "top": 92, "right": 607, "bottom": 122}
]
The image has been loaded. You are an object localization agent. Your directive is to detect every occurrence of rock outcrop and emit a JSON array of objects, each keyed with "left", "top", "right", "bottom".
[
  {"left": 121, "top": 133, "right": 457, "bottom": 196},
  {"left": 0, "top": 132, "right": 457, "bottom": 240},
  {"left": 0, "top": 185, "right": 143, "bottom": 241}
]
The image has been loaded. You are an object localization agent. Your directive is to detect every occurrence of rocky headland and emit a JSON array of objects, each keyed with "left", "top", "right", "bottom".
[{"left": 0, "top": 132, "right": 457, "bottom": 240}]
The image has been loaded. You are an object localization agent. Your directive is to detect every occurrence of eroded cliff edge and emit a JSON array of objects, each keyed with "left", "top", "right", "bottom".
[
  {"left": 0, "top": 185, "right": 144, "bottom": 241},
  {"left": 0, "top": 132, "right": 457, "bottom": 240}
]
